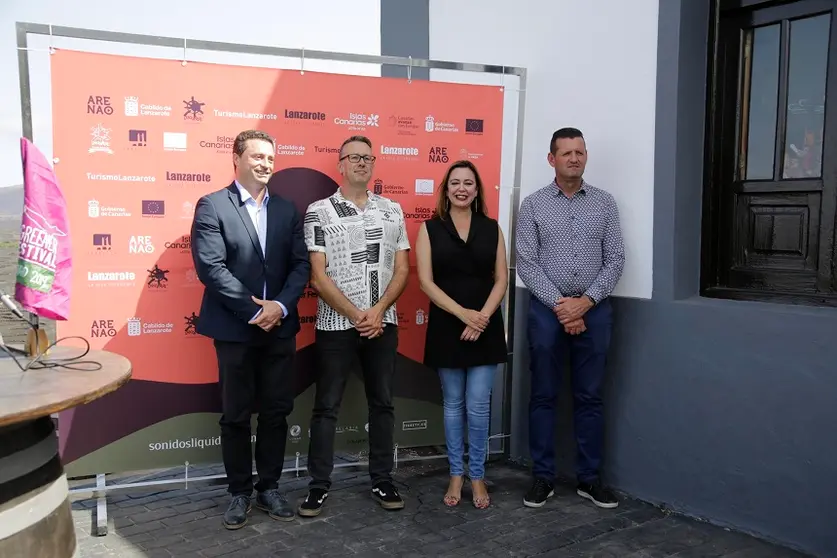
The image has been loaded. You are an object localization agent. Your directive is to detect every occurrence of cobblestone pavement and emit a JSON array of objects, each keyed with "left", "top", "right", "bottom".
[{"left": 70, "top": 460, "right": 810, "bottom": 557}]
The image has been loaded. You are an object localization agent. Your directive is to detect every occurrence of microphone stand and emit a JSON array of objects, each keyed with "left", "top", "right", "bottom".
[
  {"left": 26, "top": 312, "right": 48, "bottom": 357},
  {"left": 0, "top": 290, "right": 47, "bottom": 356}
]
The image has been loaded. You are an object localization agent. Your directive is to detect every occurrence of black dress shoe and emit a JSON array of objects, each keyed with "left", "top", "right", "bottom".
[
  {"left": 222, "top": 494, "right": 251, "bottom": 530},
  {"left": 255, "top": 488, "right": 295, "bottom": 521}
]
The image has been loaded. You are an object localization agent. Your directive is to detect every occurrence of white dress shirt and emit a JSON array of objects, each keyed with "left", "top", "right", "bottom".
[{"left": 234, "top": 181, "right": 288, "bottom": 321}]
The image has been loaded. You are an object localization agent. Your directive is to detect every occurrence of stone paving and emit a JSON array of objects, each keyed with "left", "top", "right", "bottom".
[{"left": 70, "top": 459, "right": 811, "bottom": 557}]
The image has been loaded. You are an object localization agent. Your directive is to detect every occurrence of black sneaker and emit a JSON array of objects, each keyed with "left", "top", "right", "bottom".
[
  {"left": 298, "top": 488, "right": 328, "bottom": 517},
  {"left": 371, "top": 481, "right": 405, "bottom": 510},
  {"left": 577, "top": 482, "right": 619, "bottom": 509},
  {"left": 255, "top": 488, "right": 295, "bottom": 521},
  {"left": 222, "top": 494, "right": 251, "bottom": 529},
  {"left": 523, "top": 478, "right": 554, "bottom": 508}
]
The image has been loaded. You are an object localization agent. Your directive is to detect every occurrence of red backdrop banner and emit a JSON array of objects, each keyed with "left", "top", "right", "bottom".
[{"left": 50, "top": 49, "right": 504, "bottom": 475}]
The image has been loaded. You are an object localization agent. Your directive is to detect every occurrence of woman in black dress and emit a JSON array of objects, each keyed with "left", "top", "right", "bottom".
[{"left": 416, "top": 160, "right": 508, "bottom": 509}]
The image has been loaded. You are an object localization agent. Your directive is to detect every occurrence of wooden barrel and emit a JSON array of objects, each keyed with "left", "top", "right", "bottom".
[{"left": 0, "top": 416, "right": 75, "bottom": 558}]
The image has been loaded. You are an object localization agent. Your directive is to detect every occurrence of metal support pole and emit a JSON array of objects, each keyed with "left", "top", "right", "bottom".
[
  {"left": 14, "top": 22, "right": 41, "bottom": 341},
  {"left": 502, "top": 70, "right": 527, "bottom": 460},
  {"left": 94, "top": 474, "right": 107, "bottom": 536}
]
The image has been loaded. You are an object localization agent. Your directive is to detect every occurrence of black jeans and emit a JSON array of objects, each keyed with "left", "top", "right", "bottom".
[
  {"left": 307, "top": 324, "right": 398, "bottom": 490},
  {"left": 215, "top": 336, "right": 296, "bottom": 496}
]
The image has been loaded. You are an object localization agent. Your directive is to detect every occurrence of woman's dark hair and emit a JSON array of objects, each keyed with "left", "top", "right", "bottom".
[{"left": 435, "top": 160, "right": 489, "bottom": 219}]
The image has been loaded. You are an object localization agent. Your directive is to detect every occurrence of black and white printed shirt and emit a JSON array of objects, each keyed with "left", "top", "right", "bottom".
[{"left": 304, "top": 189, "right": 411, "bottom": 331}]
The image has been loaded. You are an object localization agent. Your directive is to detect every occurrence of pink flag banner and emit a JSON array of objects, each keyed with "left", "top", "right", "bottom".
[{"left": 15, "top": 137, "right": 72, "bottom": 321}]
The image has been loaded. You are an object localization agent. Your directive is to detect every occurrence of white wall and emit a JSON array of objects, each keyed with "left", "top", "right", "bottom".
[
  {"left": 429, "top": 0, "right": 659, "bottom": 299},
  {"left": 0, "top": 0, "right": 381, "bottom": 189}
]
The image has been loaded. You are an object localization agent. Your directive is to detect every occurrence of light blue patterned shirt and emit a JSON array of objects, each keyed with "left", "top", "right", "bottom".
[{"left": 515, "top": 180, "right": 625, "bottom": 307}]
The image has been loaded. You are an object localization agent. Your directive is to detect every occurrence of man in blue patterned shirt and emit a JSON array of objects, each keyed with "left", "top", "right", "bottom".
[{"left": 516, "top": 127, "right": 625, "bottom": 510}]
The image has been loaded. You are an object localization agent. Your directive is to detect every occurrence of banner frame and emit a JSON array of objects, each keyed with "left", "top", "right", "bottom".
[{"left": 15, "top": 21, "right": 528, "bottom": 535}]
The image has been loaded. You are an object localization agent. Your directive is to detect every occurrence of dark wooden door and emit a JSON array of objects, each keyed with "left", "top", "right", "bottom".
[{"left": 706, "top": 0, "right": 837, "bottom": 302}]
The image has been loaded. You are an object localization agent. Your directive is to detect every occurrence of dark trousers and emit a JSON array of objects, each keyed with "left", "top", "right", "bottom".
[
  {"left": 215, "top": 336, "right": 296, "bottom": 496},
  {"left": 527, "top": 297, "right": 612, "bottom": 484},
  {"left": 307, "top": 324, "right": 398, "bottom": 490}
]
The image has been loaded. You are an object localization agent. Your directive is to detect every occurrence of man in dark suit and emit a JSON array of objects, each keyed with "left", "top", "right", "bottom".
[{"left": 191, "top": 129, "right": 310, "bottom": 529}]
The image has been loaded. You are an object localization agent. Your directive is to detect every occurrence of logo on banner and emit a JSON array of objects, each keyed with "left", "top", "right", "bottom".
[
  {"left": 402, "top": 420, "right": 428, "bottom": 431},
  {"left": 184, "top": 312, "right": 199, "bottom": 335},
  {"left": 428, "top": 146, "right": 449, "bottom": 164},
  {"left": 89, "top": 124, "right": 113, "bottom": 154},
  {"left": 87, "top": 271, "right": 136, "bottom": 287},
  {"left": 425, "top": 115, "right": 459, "bottom": 133},
  {"left": 129, "top": 235, "right": 155, "bottom": 254},
  {"left": 314, "top": 146, "right": 340, "bottom": 155},
  {"left": 87, "top": 95, "right": 113, "bottom": 116},
  {"left": 87, "top": 172, "right": 155, "bottom": 183},
  {"left": 165, "top": 235, "right": 191, "bottom": 253},
  {"left": 90, "top": 319, "right": 117, "bottom": 338},
  {"left": 380, "top": 145, "right": 419, "bottom": 160},
  {"left": 215, "top": 109, "right": 278, "bottom": 120},
  {"left": 276, "top": 144, "right": 305, "bottom": 156},
  {"left": 127, "top": 317, "right": 173, "bottom": 336},
  {"left": 460, "top": 148, "right": 484, "bottom": 160},
  {"left": 142, "top": 200, "right": 165, "bottom": 217},
  {"left": 415, "top": 179, "right": 435, "bottom": 196},
  {"left": 373, "top": 178, "right": 408, "bottom": 196},
  {"left": 415, "top": 309, "right": 426, "bottom": 325},
  {"left": 92, "top": 233, "right": 112, "bottom": 251},
  {"left": 88, "top": 200, "right": 131, "bottom": 218},
  {"left": 284, "top": 109, "right": 326, "bottom": 123},
  {"left": 181, "top": 201, "right": 195, "bottom": 219},
  {"left": 465, "top": 119, "right": 484, "bottom": 134},
  {"left": 334, "top": 112, "right": 379, "bottom": 130},
  {"left": 146, "top": 265, "right": 169, "bottom": 289},
  {"left": 166, "top": 171, "right": 211, "bottom": 184},
  {"left": 125, "top": 96, "right": 172, "bottom": 117},
  {"left": 404, "top": 205, "right": 435, "bottom": 220},
  {"left": 124, "top": 96, "right": 139, "bottom": 116},
  {"left": 163, "top": 132, "right": 187, "bottom": 152},
  {"left": 183, "top": 96, "right": 205, "bottom": 121},
  {"left": 128, "top": 129, "right": 148, "bottom": 147},
  {"left": 387, "top": 115, "right": 419, "bottom": 136},
  {"left": 200, "top": 135, "right": 234, "bottom": 154}
]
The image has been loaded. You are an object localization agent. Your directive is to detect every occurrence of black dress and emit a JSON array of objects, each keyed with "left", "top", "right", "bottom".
[{"left": 422, "top": 213, "right": 508, "bottom": 369}]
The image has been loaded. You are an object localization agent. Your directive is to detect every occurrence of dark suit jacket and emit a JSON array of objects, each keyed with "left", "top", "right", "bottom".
[{"left": 190, "top": 182, "right": 310, "bottom": 343}]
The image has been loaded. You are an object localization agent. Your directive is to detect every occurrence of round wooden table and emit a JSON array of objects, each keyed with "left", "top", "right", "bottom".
[{"left": 0, "top": 347, "right": 131, "bottom": 558}]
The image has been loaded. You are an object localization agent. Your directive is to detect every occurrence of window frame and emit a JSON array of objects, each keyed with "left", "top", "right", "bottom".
[{"left": 701, "top": 0, "right": 837, "bottom": 306}]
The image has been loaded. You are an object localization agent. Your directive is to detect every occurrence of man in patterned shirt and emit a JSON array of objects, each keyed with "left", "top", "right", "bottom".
[
  {"left": 516, "top": 127, "right": 625, "bottom": 510},
  {"left": 298, "top": 135, "right": 411, "bottom": 517}
]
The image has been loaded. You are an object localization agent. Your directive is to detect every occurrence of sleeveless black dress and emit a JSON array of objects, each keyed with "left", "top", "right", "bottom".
[{"left": 422, "top": 213, "right": 508, "bottom": 369}]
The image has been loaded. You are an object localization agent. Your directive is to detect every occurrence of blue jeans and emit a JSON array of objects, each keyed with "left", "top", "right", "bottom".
[
  {"left": 527, "top": 297, "right": 612, "bottom": 484},
  {"left": 438, "top": 365, "right": 496, "bottom": 480}
]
